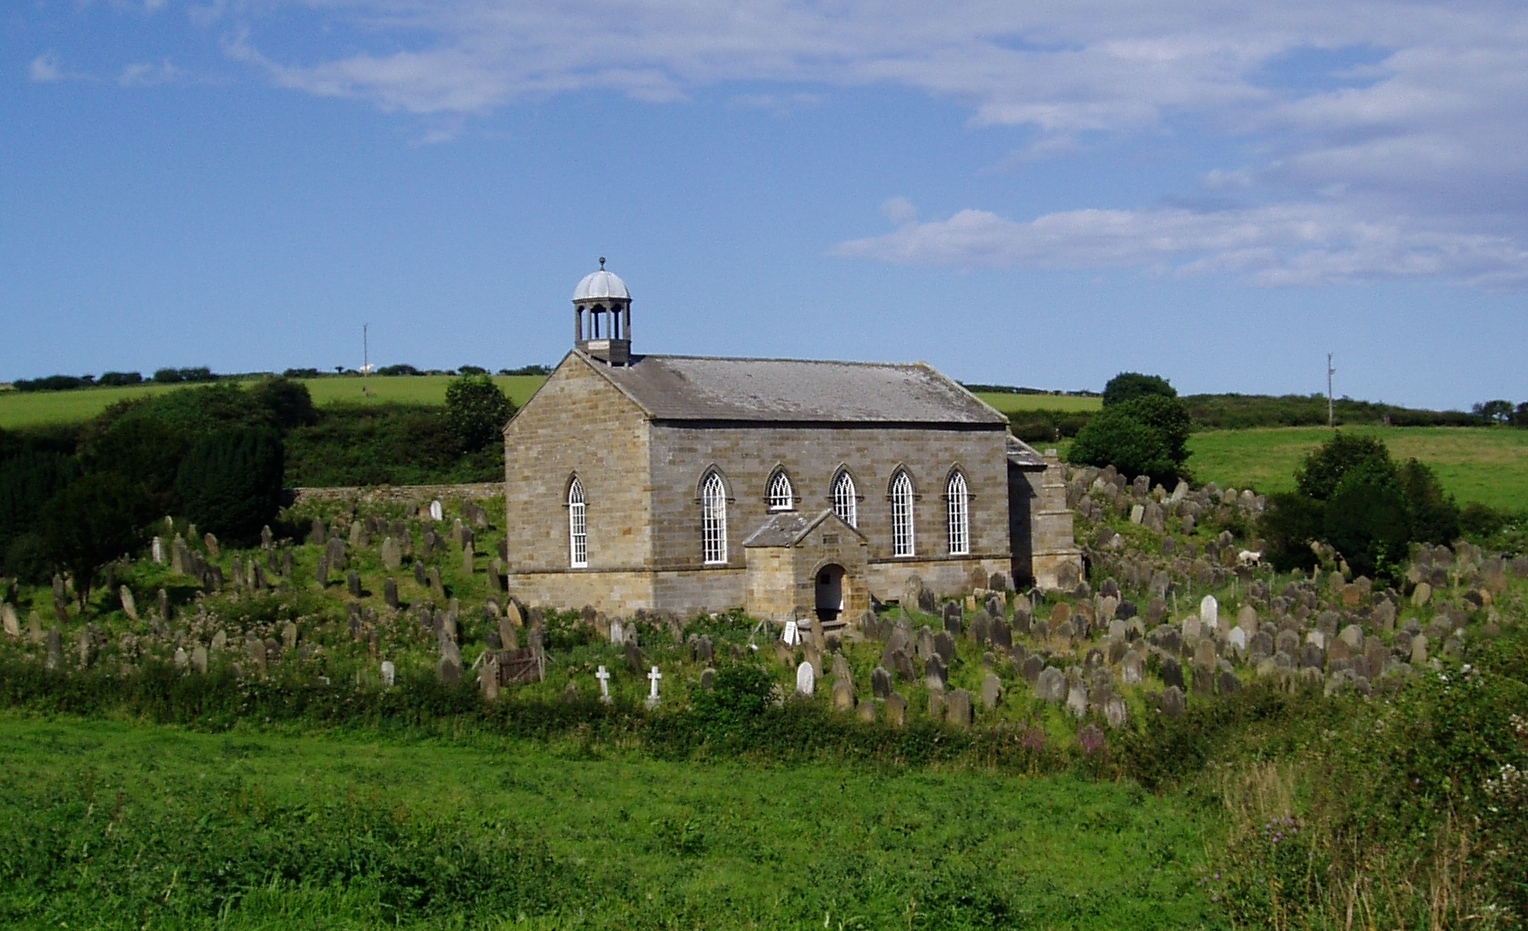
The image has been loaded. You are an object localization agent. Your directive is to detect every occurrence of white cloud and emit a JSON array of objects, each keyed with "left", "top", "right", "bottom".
[
  {"left": 156, "top": 1, "right": 1528, "bottom": 286},
  {"left": 880, "top": 197, "right": 917, "bottom": 225},
  {"left": 119, "top": 59, "right": 183, "bottom": 87},
  {"left": 833, "top": 204, "right": 1528, "bottom": 288},
  {"left": 29, "top": 53, "right": 63, "bottom": 82}
]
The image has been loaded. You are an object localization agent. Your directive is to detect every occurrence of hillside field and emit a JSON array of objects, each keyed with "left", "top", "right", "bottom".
[
  {"left": 1187, "top": 425, "right": 1528, "bottom": 511},
  {"left": 973, "top": 392, "right": 1102, "bottom": 414},
  {"left": 0, "top": 714, "right": 1216, "bottom": 929},
  {"left": 0, "top": 375, "right": 547, "bottom": 429}
]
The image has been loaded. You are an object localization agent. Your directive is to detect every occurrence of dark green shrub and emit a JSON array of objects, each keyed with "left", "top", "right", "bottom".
[
  {"left": 1067, "top": 394, "right": 1192, "bottom": 485},
  {"left": 1323, "top": 476, "right": 1411, "bottom": 579},
  {"left": 40, "top": 473, "right": 153, "bottom": 606},
  {"left": 1294, "top": 432, "right": 1392, "bottom": 500},
  {"left": 250, "top": 377, "right": 318, "bottom": 429},
  {"left": 97, "top": 371, "right": 142, "bottom": 386},
  {"left": 283, "top": 404, "right": 499, "bottom": 486},
  {"left": 77, "top": 412, "right": 191, "bottom": 512},
  {"left": 175, "top": 428, "right": 284, "bottom": 544},
  {"left": 1259, "top": 491, "right": 1325, "bottom": 573},
  {"left": 1102, "top": 372, "right": 1177, "bottom": 407},
  {"left": 1397, "top": 458, "right": 1460, "bottom": 544},
  {"left": 444, "top": 374, "right": 515, "bottom": 452},
  {"left": 0, "top": 450, "right": 77, "bottom": 551}
]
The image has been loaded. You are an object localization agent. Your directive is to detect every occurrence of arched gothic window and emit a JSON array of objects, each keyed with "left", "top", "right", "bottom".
[
  {"left": 568, "top": 477, "right": 587, "bottom": 568},
  {"left": 701, "top": 471, "right": 728, "bottom": 564},
  {"left": 832, "top": 471, "right": 857, "bottom": 528},
  {"left": 946, "top": 471, "right": 969, "bottom": 556},
  {"left": 767, "top": 470, "right": 794, "bottom": 511},
  {"left": 891, "top": 470, "right": 915, "bottom": 557}
]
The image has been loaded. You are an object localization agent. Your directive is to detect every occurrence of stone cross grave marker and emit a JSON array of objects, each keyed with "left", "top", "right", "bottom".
[
  {"left": 646, "top": 666, "right": 663, "bottom": 707},
  {"left": 596, "top": 665, "right": 612, "bottom": 703},
  {"left": 796, "top": 660, "right": 815, "bottom": 696}
]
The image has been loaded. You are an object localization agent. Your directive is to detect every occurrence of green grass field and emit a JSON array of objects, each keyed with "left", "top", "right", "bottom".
[
  {"left": 0, "top": 714, "right": 1217, "bottom": 929},
  {"left": 0, "top": 376, "right": 548, "bottom": 429},
  {"left": 973, "top": 392, "right": 1102, "bottom": 414},
  {"left": 1187, "top": 425, "right": 1528, "bottom": 511}
]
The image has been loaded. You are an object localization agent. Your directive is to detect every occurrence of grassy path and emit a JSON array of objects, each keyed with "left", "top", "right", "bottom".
[{"left": 0, "top": 713, "right": 1221, "bottom": 929}]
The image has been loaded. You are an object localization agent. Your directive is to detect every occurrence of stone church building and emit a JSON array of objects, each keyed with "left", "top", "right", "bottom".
[{"left": 502, "top": 263, "right": 1080, "bottom": 622}]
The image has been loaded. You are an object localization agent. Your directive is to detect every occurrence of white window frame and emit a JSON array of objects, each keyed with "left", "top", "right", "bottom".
[
  {"left": 767, "top": 470, "right": 794, "bottom": 511},
  {"left": 891, "top": 470, "right": 915, "bottom": 558},
  {"left": 568, "top": 477, "right": 587, "bottom": 568},
  {"left": 946, "top": 471, "right": 969, "bottom": 556},
  {"left": 701, "top": 471, "right": 728, "bottom": 565},
  {"left": 832, "top": 471, "right": 857, "bottom": 528}
]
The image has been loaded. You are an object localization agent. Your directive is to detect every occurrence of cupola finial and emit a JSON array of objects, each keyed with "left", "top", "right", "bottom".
[{"left": 599, "top": 256, "right": 606, "bottom": 269}]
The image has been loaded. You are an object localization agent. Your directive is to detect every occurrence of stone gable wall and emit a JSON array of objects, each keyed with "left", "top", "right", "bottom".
[{"left": 502, "top": 356, "right": 653, "bottom": 575}]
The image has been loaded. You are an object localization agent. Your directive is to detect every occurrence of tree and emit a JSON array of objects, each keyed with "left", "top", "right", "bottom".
[
  {"left": 0, "top": 450, "right": 78, "bottom": 553},
  {"left": 1102, "top": 372, "right": 1177, "bottom": 408},
  {"left": 445, "top": 374, "right": 516, "bottom": 452},
  {"left": 1260, "top": 492, "right": 1325, "bottom": 573},
  {"left": 175, "top": 428, "right": 284, "bottom": 544},
  {"left": 1397, "top": 458, "right": 1459, "bottom": 544},
  {"left": 1294, "top": 432, "right": 1392, "bottom": 501},
  {"left": 1067, "top": 393, "right": 1193, "bottom": 485},
  {"left": 1323, "top": 476, "right": 1411, "bottom": 580},
  {"left": 250, "top": 377, "right": 318, "bottom": 429},
  {"left": 1472, "top": 400, "right": 1513, "bottom": 425},
  {"left": 40, "top": 473, "right": 152, "bottom": 609}
]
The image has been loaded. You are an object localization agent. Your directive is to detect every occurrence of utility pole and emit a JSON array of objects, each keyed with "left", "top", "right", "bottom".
[
  {"left": 1327, "top": 353, "right": 1336, "bottom": 428},
  {"left": 362, "top": 324, "right": 371, "bottom": 398}
]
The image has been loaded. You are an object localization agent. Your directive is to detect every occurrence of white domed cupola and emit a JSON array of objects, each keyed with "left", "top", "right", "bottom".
[{"left": 573, "top": 258, "right": 632, "bottom": 365}]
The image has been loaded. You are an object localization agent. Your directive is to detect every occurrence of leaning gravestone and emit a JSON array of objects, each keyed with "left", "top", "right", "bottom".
[
  {"left": 119, "top": 586, "right": 138, "bottom": 621},
  {"left": 1162, "top": 685, "right": 1186, "bottom": 717},
  {"left": 2, "top": 604, "right": 18, "bottom": 639},
  {"left": 831, "top": 679, "right": 854, "bottom": 711}
]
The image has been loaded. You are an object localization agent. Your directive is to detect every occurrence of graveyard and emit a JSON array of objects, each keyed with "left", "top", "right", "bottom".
[{"left": 1, "top": 455, "right": 1525, "bottom": 929}]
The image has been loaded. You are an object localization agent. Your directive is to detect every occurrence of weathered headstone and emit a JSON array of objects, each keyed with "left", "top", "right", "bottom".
[
  {"left": 381, "top": 537, "right": 402, "bottom": 570},
  {"left": 191, "top": 644, "right": 208, "bottom": 674},
  {"left": 1104, "top": 695, "right": 1128, "bottom": 729},
  {"left": 45, "top": 628, "right": 62, "bottom": 670},
  {"left": 1, "top": 604, "right": 17, "bottom": 639},
  {"left": 204, "top": 532, "right": 220, "bottom": 560},
  {"left": 885, "top": 692, "right": 907, "bottom": 727},
  {"left": 796, "top": 660, "right": 816, "bottom": 696},
  {"left": 429, "top": 499, "right": 444, "bottom": 522},
  {"left": 832, "top": 678, "right": 854, "bottom": 711},
  {"left": 462, "top": 542, "right": 475, "bottom": 576},
  {"left": 980, "top": 674, "right": 1001, "bottom": 710},
  {"left": 1065, "top": 682, "right": 1088, "bottom": 718},
  {"left": 946, "top": 689, "right": 973, "bottom": 728},
  {"left": 380, "top": 660, "right": 395, "bottom": 687},
  {"left": 1122, "top": 649, "right": 1144, "bottom": 684},
  {"left": 870, "top": 665, "right": 892, "bottom": 699},
  {"left": 1035, "top": 666, "right": 1065, "bottom": 702},
  {"left": 1161, "top": 685, "right": 1186, "bottom": 717}
]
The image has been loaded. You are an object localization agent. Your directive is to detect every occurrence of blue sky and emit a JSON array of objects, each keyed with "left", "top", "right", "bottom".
[{"left": 4, "top": 1, "right": 1527, "bottom": 410}]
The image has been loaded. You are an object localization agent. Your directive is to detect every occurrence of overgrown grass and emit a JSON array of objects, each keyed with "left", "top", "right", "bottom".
[
  {"left": 1186, "top": 426, "right": 1528, "bottom": 511},
  {"left": 0, "top": 714, "right": 1220, "bottom": 929}
]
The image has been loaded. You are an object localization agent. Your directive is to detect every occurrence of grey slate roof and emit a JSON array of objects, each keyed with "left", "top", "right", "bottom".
[
  {"left": 742, "top": 509, "right": 865, "bottom": 548},
  {"left": 1006, "top": 435, "right": 1048, "bottom": 470},
  {"left": 580, "top": 351, "right": 1007, "bottom": 425}
]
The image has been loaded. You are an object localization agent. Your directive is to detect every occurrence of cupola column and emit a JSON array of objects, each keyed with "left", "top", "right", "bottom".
[{"left": 571, "top": 258, "right": 633, "bottom": 366}]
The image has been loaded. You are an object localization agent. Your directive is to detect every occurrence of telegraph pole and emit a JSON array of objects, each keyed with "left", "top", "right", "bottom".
[
  {"left": 1326, "top": 353, "right": 1336, "bottom": 428},
  {"left": 363, "top": 324, "right": 370, "bottom": 398}
]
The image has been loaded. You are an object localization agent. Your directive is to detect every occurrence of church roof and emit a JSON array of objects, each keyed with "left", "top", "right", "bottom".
[
  {"left": 742, "top": 509, "right": 866, "bottom": 548},
  {"left": 1006, "top": 434, "right": 1049, "bottom": 470},
  {"left": 579, "top": 352, "right": 1007, "bottom": 426}
]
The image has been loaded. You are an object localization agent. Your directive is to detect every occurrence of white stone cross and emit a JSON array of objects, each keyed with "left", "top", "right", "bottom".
[
  {"left": 646, "top": 666, "right": 662, "bottom": 707},
  {"left": 596, "top": 665, "right": 612, "bottom": 703},
  {"left": 783, "top": 620, "right": 801, "bottom": 646}
]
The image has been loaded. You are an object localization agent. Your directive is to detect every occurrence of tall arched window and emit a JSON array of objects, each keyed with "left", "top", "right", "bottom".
[
  {"left": 767, "top": 470, "right": 794, "bottom": 511},
  {"left": 891, "top": 470, "right": 915, "bottom": 557},
  {"left": 832, "top": 471, "right": 857, "bottom": 528},
  {"left": 567, "top": 477, "right": 587, "bottom": 568},
  {"left": 701, "top": 471, "right": 728, "bottom": 564},
  {"left": 946, "top": 471, "right": 969, "bottom": 556}
]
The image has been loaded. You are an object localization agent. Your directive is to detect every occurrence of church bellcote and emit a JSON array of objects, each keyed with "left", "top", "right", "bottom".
[{"left": 572, "top": 258, "right": 632, "bottom": 366}]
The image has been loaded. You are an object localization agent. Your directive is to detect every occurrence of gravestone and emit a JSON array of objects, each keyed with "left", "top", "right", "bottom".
[
  {"left": 885, "top": 693, "right": 907, "bottom": 728},
  {"left": 481, "top": 658, "right": 501, "bottom": 701},
  {"left": 831, "top": 653, "right": 851, "bottom": 681},
  {"left": 119, "top": 586, "right": 138, "bottom": 621},
  {"left": 1160, "top": 655, "right": 1184, "bottom": 690},
  {"left": 871, "top": 666, "right": 892, "bottom": 699},
  {"left": 796, "top": 661, "right": 816, "bottom": 696},
  {"left": 437, "top": 641, "right": 462, "bottom": 685},
  {"left": 924, "top": 654, "right": 948, "bottom": 690},
  {"left": 933, "top": 631, "right": 955, "bottom": 665},
  {"left": 381, "top": 538, "right": 402, "bottom": 570},
  {"left": 1035, "top": 666, "right": 1065, "bottom": 702},
  {"left": 204, "top": 532, "right": 220, "bottom": 560},
  {"left": 315, "top": 556, "right": 329, "bottom": 587},
  {"left": 857, "top": 698, "right": 877, "bottom": 722},
  {"left": 429, "top": 499, "right": 444, "bottom": 522},
  {"left": 191, "top": 644, "right": 208, "bottom": 674},
  {"left": 1162, "top": 685, "right": 1186, "bottom": 718},
  {"left": 832, "top": 679, "right": 854, "bottom": 711},
  {"left": 1065, "top": 683, "right": 1088, "bottom": 718},
  {"left": 980, "top": 674, "right": 1001, "bottom": 710},
  {"left": 1218, "top": 670, "right": 1241, "bottom": 694},
  {"left": 44, "top": 628, "right": 62, "bottom": 670},
  {"left": 1122, "top": 649, "right": 1144, "bottom": 684},
  {"left": 211, "top": 629, "right": 227, "bottom": 652},
  {"left": 347, "top": 571, "right": 362, "bottom": 599},
  {"left": 1104, "top": 695, "right": 1128, "bottom": 729},
  {"left": 309, "top": 517, "right": 326, "bottom": 545},
  {"left": 384, "top": 578, "right": 399, "bottom": 610},
  {"left": 151, "top": 537, "right": 164, "bottom": 564},
  {"left": 890, "top": 648, "right": 917, "bottom": 683},
  {"left": 462, "top": 542, "right": 475, "bottom": 576},
  {"left": 1374, "top": 600, "right": 1396, "bottom": 631},
  {"left": 428, "top": 567, "right": 444, "bottom": 599},
  {"left": 646, "top": 666, "right": 663, "bottom": 707},
  {"left": 1411, "top": 582, "right": 1432, "bottom": 607},
  {"left": 946, "top": 689, "right": 973, "bottom": 728},
  {"left": 1, "top": 604, "right": 17, "bottom": 639},
  {"left": 596, "top": 666, "right": 611, "bottom": 703},
  {"left": 1020, "top": 655, "right": 1045, "bottom": 683},
  {"left": 928, "top": 689, "right": 945, "bottom": 720}
]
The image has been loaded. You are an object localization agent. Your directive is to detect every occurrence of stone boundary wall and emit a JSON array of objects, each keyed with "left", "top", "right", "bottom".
[{"left": 289, "top": 483, "right": 503, "bottom": 506}]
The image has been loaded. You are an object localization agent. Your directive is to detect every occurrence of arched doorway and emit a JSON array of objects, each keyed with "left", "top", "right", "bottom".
[{"left": 815, "top": 564, "right": 846, "bottom": 622}]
